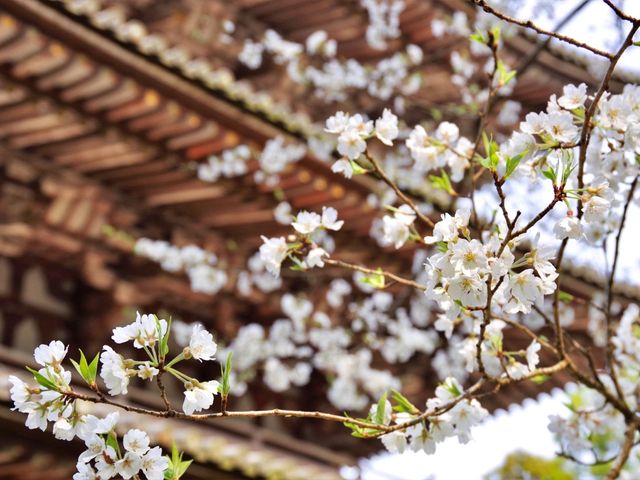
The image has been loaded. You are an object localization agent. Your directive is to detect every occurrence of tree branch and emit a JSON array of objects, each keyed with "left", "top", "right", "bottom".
[{"left": 470, "top": 0, "right": 615, "bottom": 59}]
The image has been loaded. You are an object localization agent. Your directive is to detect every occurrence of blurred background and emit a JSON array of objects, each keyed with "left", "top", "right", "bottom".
[{"left": 0, "top": 0, "right": 638, "bottom": 478}]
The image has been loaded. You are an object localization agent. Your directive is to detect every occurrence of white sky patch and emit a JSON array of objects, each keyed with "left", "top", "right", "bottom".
[{"left": 509, "top": 0, "right": 640, "bottom": 72}]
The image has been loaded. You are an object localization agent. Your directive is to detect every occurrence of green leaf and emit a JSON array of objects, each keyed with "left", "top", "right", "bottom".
[
  {"left": 470, "top": 31, "right": 486, "bottom": 45},
  {"left": 160, "top": 317, "right": 172, "bottom": 359},
  {"left": 530, "top": 374, "right": 550, "bottom": 384},
  {"left": 503, "top": 70, "right": 517, "bottom": 85},
  {"left": 71, "top": 350, "right": 99, "bottom": 385},
  {"left": 358, "top": 269, "right": 385, "bottom": 289},
  {"left": 349, "top": 159, "right": 368, "bottom": 175},
  {"left": 106, "top": 430, "right": 120, "bottom": 456},
  {"left": 171, "top": 442, "right": 181, "bottom": 465},
  {"left": 343, "top": 419, "right": 379, "bottom": 439},
  {"left": 504, "top": 151, "right": 526, "bottom": 179},
  {"left": 176, "top": 459, "right": 193, "bottom": 478},
  {"left": 497, "top": 60, "right": 516, "bottom": 86},
  {"left": 87, "top": 352, "right": 100, "bottom": 383},
  {"left": 482, "top": 132, "right": 491, "bottom": 161},
  {"left": 541, "top": 168, "right": 556, "bottom": 182},
  {"left": 164, "top": 442, "right": 192, "bottom": 480},
  {"left": 374, "top": 391, "right": 388, "bottom": 425},
  {"left": 391, "top": 390, "right": 419, "bottom": 415},
  {"left": 558, "top": 290, "right": 574, "bottom": 303},
  {"left": 429, "top": 169, "right": 455, "bottom": 195},
  {"left": 70, "top": 358, "right": 85, "bottom": 382},
  {"left": 220, "top": 352, "right": 233, "bottom": 397},
  {"left": 480, "top": 133, "right": 499, "bottom": 171},
  {"left": 26, "top": 367, "right": 57, "bottom": 391},
  {"left": 490, "top": 25, "right": 501, "bottom": 46},
  {"left": 561, "top": 157, "right": 576, "bottom": 184}
]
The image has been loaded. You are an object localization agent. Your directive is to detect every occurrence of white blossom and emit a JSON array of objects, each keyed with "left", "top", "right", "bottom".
[
  {"left": 553, "top": 215, "right": 583, "bottom": 240},
  {"left": 183, "top": 380, "right": 220, "bottom": 415},
  {"left": 374, "top": 108, "right": 399, "bottom": 146},
  {"left": 188, "top": 324, "right": 217, "bottom": 362},
  {"left": 259, "top": 236, "right": 288, "bottom": 277}
]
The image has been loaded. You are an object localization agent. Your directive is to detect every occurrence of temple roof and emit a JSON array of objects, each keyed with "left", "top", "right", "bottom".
[{"left": 0, "top": 0, "right": 637, "bottom": 473}]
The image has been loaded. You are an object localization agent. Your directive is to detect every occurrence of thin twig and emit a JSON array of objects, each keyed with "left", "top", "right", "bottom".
[
  {"left": 607, "top": 418, "right": 639, "bottom": 479},
  {"left": 325, "top": 258, "right": 427, "bottom": 290},
  {"left": 515, "top": 0, "right": 593, "bottom": 76},
  {"left": 604, "top": 175, "right": 638, "bottom": 402},
  {"left": 576, "top": 22, "right": 640, "bottom": 218},
  {"left": 602, "top": 0, "right": 640, "bottom": 22},
  {"left": 470, "top": 0, "right": 615, "bottom": 59},
  {"left": 365, "top": 151, "right": 435, "bottom": 228}
]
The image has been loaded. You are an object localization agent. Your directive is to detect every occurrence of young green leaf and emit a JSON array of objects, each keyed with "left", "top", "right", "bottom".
[
  {"left": 358, "top": 269, "right": 386, "bottom": 289},
  {"left": 87, "top": 352, "right": 100, "bottom": 384},
  {"left": 220, "top": 352, "right": 233, "bottom": 397},
  {"left": 349, "top": 159, "right": 369, "bottom": 175},
  {"left": 160, "top": 317, "right": 172, "bottom": 359},
  {"left": 558, "top": 290, "right": 575, "bottom": 303},
  {"left": 106, "top": 430, "right": 121, "bottom": 456},
  {"left": 374, "top": 391, "right": 388, "bottom": 425},
  {"left": 391, "top": 390, "right": 420, "bottom": 415},
  {"left": 164, "top": 443, "right": 192, "bottom": 480},
  {"left": 541, "top": 168, "right": 557, "bottom": 182},
  {"left": 70, "top": 358, "right": 86, "bottom": 384},
  {"left": 469, "top": 31, "right": 487, "bottom": 45},
  {"left": 504, "top": 151, "right": 526, "bottom": 179},
  {"left": 490, "top": 25, "right": 501, "bottom": 46},
  {"left": 429, "top": 170, "right": 456, "bottom": 195},
  {"left": 26, "top": 366, "right": 57, "bottom": 391},
  {"left": 531, "top": 374, "right": 550, "bottom": 385}
]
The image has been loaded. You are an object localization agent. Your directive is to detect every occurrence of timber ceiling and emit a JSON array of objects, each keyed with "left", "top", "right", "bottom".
[{"left": 0, "top": 0, "right": 632, "bottom": 462}]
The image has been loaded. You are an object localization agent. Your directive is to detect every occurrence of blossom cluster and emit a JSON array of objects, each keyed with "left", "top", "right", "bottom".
[
  {"left": 361, "top": 0, "right": 405, "bottom": 50},
  {"left": 548, "top": 384, "right": 628, "bottom": 465},
  {"left": 377, "top": 378, "right": 488, "bottom": 455},
  {"left": 9, "top": 341, "right": 169, "bottom": 479},
  {"left": 259, "top": 205, "right": 344, "bottom": 277},
  {"left": 220, "top": 291, "right": 402, "bottom": 409},
  {"left": 106, "top": 312, "right": 220, "bottom": 414},
  {"left": 197, "top": 144, "right": 251, "bottom": 183},
  {"left": 325, "top": 109, "right": 399, "bottom": 176},
  {"left": 196, "top": 137, "right": 306, "bottom": 188},
  {"left": 134, "top": 238, "right": 227, "bottom": 295},
  {"left": 7, "top": 308, "right": 231, "bottom": 478},
  {"left": 238, "top": 23, "right": 422, "bottom": 103}
]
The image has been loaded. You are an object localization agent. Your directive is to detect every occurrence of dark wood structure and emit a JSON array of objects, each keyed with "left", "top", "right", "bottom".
[{"left": 0, "top": 0, "right": 637, "bottom": 477}]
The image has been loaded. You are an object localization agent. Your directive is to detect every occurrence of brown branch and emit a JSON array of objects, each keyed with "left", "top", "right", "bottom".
[
  {"left": 602, "top": 0, "right": 640, "bottom": 22},
  {"left": 365, "top": 151, "right": 435, "bottom": 228},
  {"left": 155, "top": 370, "right": 174, "bottom": 413},
  {"left": 325, "top": 258, "right": 427, "bottom": 290},
  {"left": 515, "top": 0, "right": 593, "bottom": 76},
  {"left": 68, "top": 389, "right": 392, "bottom": 431},
  {"left": 607, "top": 418, "right": 639, "bottom": 480},
  {"left": 568, "top": 22, "right": 640, "bottom": 403},
  {"left": 576, "top": 22, "right": 640, "bottom": 218},
  {"left": 604, "top": 175, "right": 638, "bottom": 402},
  {"left": 499, "top": 316, "right": 558, "bottom": 356},
  {"left": 470, "top": 0, "right": 615, "bottom": 59}
]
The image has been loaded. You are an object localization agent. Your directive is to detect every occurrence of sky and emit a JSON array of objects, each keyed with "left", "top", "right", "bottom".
[
  {"left": 515, "top": 0, "right": 640, "bottom": 71},
  {"left": 343, "top": 2, "right": 640, "bottom": 479}
]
